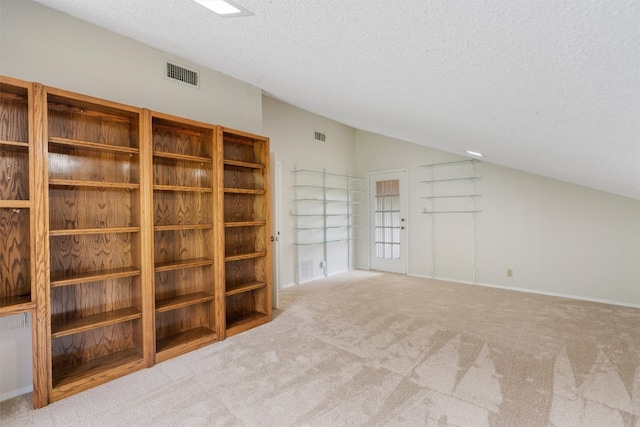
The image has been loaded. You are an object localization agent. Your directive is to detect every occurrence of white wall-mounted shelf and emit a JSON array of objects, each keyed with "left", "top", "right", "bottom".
[
  {"left": 291, "top": 167, "right": 363, "bottom": 283},
  {"left": 421, "top": 159, "right": 481, "bottom": 281}
]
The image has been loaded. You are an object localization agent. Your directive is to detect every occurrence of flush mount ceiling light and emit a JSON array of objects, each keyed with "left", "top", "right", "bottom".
[
  {"left": 193, "top": 0, "right": 253, "bottom": 17},
  {"left": 466, "top": 150, "right": 485, "bottom": 158}
]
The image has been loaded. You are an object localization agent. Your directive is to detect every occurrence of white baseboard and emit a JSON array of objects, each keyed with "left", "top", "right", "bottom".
[
  {"left": 279, "top": 281, "right": 297, "bottom": 289},
  {"left": 407, "top": 272, "right": 640, "bottom": 309},
  {"left": 0, "top": 385, "right": 32, "bottom": 403},
  {"left": 473, "top": 281, "right": 640, "bottom": 309}
]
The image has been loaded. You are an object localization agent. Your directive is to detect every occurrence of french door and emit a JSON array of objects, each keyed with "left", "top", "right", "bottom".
[{"left": 369, "top": 170, "right": 407, "bottom": 273}]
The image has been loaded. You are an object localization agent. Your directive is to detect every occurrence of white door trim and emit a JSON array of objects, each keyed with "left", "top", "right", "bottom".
[{"left": 368, "top": 169, "right": 408, "bottom": 274}]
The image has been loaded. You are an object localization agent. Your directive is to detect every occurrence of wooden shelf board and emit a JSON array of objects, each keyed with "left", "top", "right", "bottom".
[
  {"left": 49, "top": 136, "right": 139, "bottom": 154},
  {"left": 153, "top": 150, "right": 213, "bottom": 164},
  {"left": 153, "top": 184, "right": 213, "bottom": 193},
  {"left": 226, "top": 312, "right": 270, "bottom": 337},
  {"left": 0, "top": 200, "right": 30, "bottom": 209},
  {"left": 155, "top": 326, "right": 217, "bottom": 363},
  {"left": 225, "top": 281, "right": 267, "bottom": 297},
  {"left": 51, "top": 307, "right": 142, "bottom": 339},
  {"left": 50, "top": 267, "right": 141, "bottom": 288},
  {"left": 223, "top": 159, "right": 264, "bottom": 169},
  {"left": 155, "top": 292, "right": 215, "bottom": 313},
  {"left": 223, "top": 188, "right": 265, "bottom": 195},
  {"left": 224, "top": 221, "right": 266, "bottom": 228},
  {"left": 154, "top": 257, "right": 214, "bottom": 272},
  {"left": 51, "top": 348, "right": 144, "bottom": 400},
  {"left": 0, "top": 139, "right": 29, "bottom": 149},
  {"left": 0, "top": 297, "right": 35, "bottom": 316},
  {"left": 224, "top": 252, "right": 267, "bottom": 262},
  {"left": 49, "top": 226, "right": 140, "bottom": 236},
  {"left": 49, "top": 179, "right": 140, "bottom": 189},
  {"left": 154, "top": 223, "right": 213, "bottom": 232}
]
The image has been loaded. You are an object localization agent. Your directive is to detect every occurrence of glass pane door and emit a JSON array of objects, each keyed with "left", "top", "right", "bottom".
[{"left": 370, "top": 170, "right": 406, "bottom": 273}]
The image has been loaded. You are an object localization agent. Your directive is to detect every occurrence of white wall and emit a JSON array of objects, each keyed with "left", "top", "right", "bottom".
[
  {"left": 262, "top": 96, "right": 357, "bottom": 287},
  {"left": 355, "top": 130, "right": 640, "bottom": 306},
  {"left": 0, "top": 314, "right": 32, "bottom": 402},
  {"left": 2, "top": 0, "right": 639, "bottom": 405},
  {"left": 0, "top": 1, "right": 263, "bottom": 133},
  {"left": 0, "top": 0, "right": 264, "bottom": 402}
]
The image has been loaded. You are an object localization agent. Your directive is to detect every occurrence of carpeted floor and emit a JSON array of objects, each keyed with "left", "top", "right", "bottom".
[{"left": 1, "top": 270, "right": 639, "bottom": 426}]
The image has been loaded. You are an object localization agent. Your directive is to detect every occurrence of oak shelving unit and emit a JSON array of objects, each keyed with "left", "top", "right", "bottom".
[
  {"left": 220, "top": 127, "right": 271, "bottom": 337},
  {"left": 150, "top": 112, "right": 220, "bottom": 362},
  {"left": 0, "top": 76, "right": 34, "bottom": 316},
  {"left": 1, "top": 75, "right": 272, "bottom": 407},
  {"left": 44, "top": 87, "right": 150, "bottom": 402}
]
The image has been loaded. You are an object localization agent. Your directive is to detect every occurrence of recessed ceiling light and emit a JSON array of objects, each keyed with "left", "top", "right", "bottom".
[
  {"left": 466, "top": 150, "right": 485, "bottom": 158},
  {"left": 193, "top": 0, "right": 253, "bottom": 17}
]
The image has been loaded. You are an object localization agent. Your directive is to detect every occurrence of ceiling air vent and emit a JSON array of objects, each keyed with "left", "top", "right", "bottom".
[
  {"left": 166, "top": 62, "right": 200, "bottom": 88},
  {"left": 314, "top": 131, "right": 326, "bottom": 142}
]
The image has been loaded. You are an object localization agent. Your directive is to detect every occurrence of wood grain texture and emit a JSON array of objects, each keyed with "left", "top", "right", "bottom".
[
  {"left": 0, "top": 79, "right": 273, "bottom": 407},
  {"left": 150, "top": 112, "right": 218, "bottom": 359},
  {"left": 153, "top": 229, "right": 212, "bottom": 265},
  {"left": 49, "top": 233, "right": 135, "bottom": 277},
  {"left": 32, "top": 82, "right": 52, "bottom": 408},
  {"left": 224, "top": 193, "right": 265, "bottom": 222},
  {"left": 0, "top": 82, "right": 29, "bottom": 143},
  {"left": 49, "top": 187, "right": 137, "bottom": 230},
  {"left": 50, "top": 348, "right": 144, "bottom": 401},
  {"left": 221, "top": 130, "right": 271, "bottom": 334},
  {"left": 152, "top": 118, "right": 212, "bottom": 159},
  {"left": 224, "top": 257, "right": 267, "bottom": 287},
  {"left": 47, "top": 96, "right": 137, "bottom": 149},
  {"left": 139, "top": 109, "right": 155, "bottom": 366},
  {"left": 48, "top": 146, "right": 138, "bottom": 184},
  {"left": 0, "top": 208, "right": 30, "bottom": 303},
  {"left": 0, "top": 147, "right": 29, "bottom": 200},
  {"left": 225, "top": 289, "right": 265, "bottom": 324},
  {"left": 224, "top": 225, "right": 266, "bottom": 258},
  {"left": 223, "top": 165, "right": 263, "bottom": 191},
  {"left": 51, "top": 320, "right": 139, "bottom": 372},
  {"left": 153, "top": 156, "right": 212, "bottom": 188},
  {"left": 50, "top": 276, "right": 138, "bottom": 326},
  {"left": 154, "top": 302, "right": 215, "bottom": 341},
  {"left": 153, "top": 191, "right": 212, "bottom": 226},
  {"left": 44, "top": 88, "right": 145, "bottom": 405},
  {"left": 154, "top": 265, "right": 214, "bottom": 303}
]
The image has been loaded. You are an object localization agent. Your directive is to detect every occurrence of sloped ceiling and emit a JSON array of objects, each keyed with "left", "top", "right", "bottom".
[{"left": 34, "top": 0, "right": 640, "bottom": 200}]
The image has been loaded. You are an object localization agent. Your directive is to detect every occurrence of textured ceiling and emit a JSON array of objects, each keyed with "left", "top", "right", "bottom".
[{"left": 35, "top": 0, "right": 640, "bottom": 199}]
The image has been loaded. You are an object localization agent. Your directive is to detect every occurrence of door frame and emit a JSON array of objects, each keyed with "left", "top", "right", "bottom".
[
  {"left": 368, "top": 168, "right": 408, "bottom": 274},
  {"left": 270, "top": 153, "right": 281, "bottom": 309}
]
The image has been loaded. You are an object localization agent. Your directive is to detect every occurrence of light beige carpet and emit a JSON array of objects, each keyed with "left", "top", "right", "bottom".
[{"left": 1, "top": 270, "right": 639, "bottom": 426}]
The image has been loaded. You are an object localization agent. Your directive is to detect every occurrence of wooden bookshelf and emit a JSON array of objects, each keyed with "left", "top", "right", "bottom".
[
  {"left": 1, "top": 75, "right": 271, "bottom": 407},
  {"left": 220, "top": 127, "right": 272, "bottom": 337},
  {"left": 44, "top": 87, "right": 151, "bottom": 404},
  {"left": 150, "top": 112, "right": 220, "bottom": 362}
]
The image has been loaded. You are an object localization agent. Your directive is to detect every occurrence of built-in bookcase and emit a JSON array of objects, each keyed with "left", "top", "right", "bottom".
[
  {"left": 0, "top": 75, "right": 272, "bottom": 407},
  {"left": 0, "top": 76, "right": 34, "bottom": 316},
  {"left": 220, "top": 127, "right": 271, "bottom": 337},
  {"left": 44, "top": 88, "right": 149, "bottom": 401},
  {"left": 150, "top": 112, "right": 220, "bottom": 362}
]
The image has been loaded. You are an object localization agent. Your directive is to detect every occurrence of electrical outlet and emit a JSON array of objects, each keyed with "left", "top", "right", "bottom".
[{"left": 507, "top": 269, "right": 513, "bottom": 277}]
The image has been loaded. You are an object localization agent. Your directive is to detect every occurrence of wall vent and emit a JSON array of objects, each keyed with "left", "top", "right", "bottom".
[
  {"left": 166, "top": 62, "right": 200, "bottom": 88},
  {"left": 0, "top": 313, "right": 28, "bottom": 332},
  {"left": 314, "top": 131, "right": 326, "bottom": 142},
  {"left": 299, "top": 259, "right": 314, "bottom": 281}
]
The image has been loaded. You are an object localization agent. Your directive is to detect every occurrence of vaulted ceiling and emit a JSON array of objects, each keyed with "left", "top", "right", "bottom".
[{"left": 35, "top": 0, "right": 640, "bottom": 200}]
